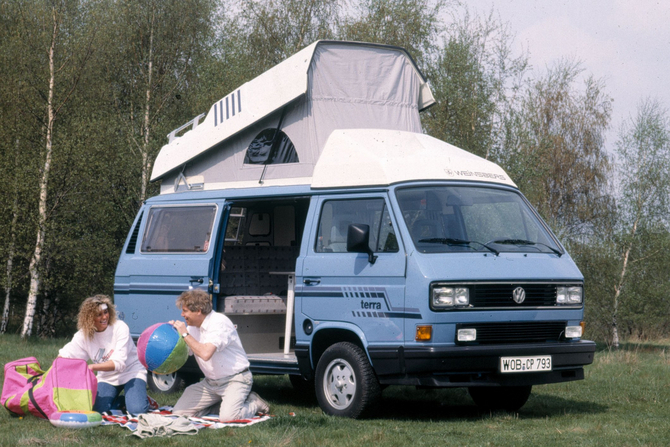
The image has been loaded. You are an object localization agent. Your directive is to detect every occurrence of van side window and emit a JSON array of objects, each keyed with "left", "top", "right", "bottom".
[
  {"left": 316, "top": 199, "right": 398, "bottom": 253},
  {"left": 141, "top": 205, "right": 216, "bottom": 253},
  {"left": 243, "top": 129, "right": 299, "bottom": 164},
  {"left": 225, "top": 207, "right": 247, "bottom": 243}
]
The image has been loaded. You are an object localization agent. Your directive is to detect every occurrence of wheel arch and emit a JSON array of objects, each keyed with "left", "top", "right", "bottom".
[{"left": 310, "top": 324, "right": 370, "bottom": 370}]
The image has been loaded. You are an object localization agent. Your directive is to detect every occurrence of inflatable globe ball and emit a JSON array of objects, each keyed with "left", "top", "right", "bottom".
[
  {"left": 49, "top": 411, "right": 102, "bottom": 429},
  {"left": 137, "top": 323, "right": 188, "bottom": 374}
]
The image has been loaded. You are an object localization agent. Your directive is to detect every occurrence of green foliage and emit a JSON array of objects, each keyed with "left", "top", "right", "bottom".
[
  {"left": 423, "top": 9, "right": 528, "bottom": 159},
  {"left": 504, "top": 60, "right": 613, "bottom": 239},
  {"left": 338, "top": 0, "right": 445, "bottom": 70}
]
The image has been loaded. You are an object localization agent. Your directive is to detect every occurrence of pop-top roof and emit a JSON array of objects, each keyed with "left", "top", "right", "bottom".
[{"left": 151, "top": 41, "right": 435, "bottom": 182}]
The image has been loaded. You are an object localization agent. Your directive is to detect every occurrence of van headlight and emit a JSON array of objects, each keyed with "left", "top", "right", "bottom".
[
  {"left": 431, "top": 285, "right": 469, "bottom": 309},
  {"left": 556, "top": 286, "right": 583, "bottom": 305}
]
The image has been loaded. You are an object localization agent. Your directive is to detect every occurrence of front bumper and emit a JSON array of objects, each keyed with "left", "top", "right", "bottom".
[{"left": 368, "top": 340, "right": 596, "bottom": 387}]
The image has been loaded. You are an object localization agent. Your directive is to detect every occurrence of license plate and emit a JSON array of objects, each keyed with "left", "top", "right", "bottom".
[{"left": 500, "top": 355, "right": 552, "bottom": 373}]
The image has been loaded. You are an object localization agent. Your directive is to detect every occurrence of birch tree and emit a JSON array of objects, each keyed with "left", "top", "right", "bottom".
[
  {"left": 1, "top": 140, "right": 21, "bottom": 333},
  {"left": 105, "top": 0, "right": 216, "bottom": 206},
  {"left": 10, "top": 0, "right": 96, "bottom": 337},
  {"left": 510, "top": 61, "right": 612, "bottom": 238},
  {"left": 423, "top": 9, "right": 528, "bottom": 159},
  {"left": 338, "top": 0, "right": 444, "bottom": 70},
  {"left": 610, "top": 99, "right": 670, "bottom": 348}
]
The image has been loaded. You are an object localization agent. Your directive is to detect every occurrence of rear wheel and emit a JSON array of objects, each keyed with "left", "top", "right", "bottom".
[
  {"left": 147, "top": 371, "right": 184, "bottom": 393},
  {"left": 315, "top": 342, "right": 380, "bottom": 418},
  {"left": 468, "top": 385, "right": 532, "bottom": 412}
]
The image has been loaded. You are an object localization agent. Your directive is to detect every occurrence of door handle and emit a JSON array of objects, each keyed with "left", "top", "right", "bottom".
[
  {"left": 189, "top": 277, "right": 204, "bottom": 285},
  {"left": 303, "top": 278, "right": 321, "bottom": 285}
]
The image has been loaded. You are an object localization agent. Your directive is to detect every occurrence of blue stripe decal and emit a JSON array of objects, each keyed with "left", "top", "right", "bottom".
[
  {"left": 238, "top": 90, "right": 241, "bottom": 112},
  {"left": 219, "top": 100, "right": 223, "bottom": 125},
  {"left": 296, "top": 285, "right": 420, "bottom": 314},
  {"left": 214, "top": 103, "right": 218, "bottom": 126},
  {"left": 350, "top": 310, "right": 422, "bottom": 320},
  {"left": 226, "top": 96, "right": 229, "bottom": 119}
]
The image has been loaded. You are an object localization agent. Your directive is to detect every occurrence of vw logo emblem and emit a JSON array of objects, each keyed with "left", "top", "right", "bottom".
[{"left": 512, "top": 287, "right": 526, "bottom": 304}]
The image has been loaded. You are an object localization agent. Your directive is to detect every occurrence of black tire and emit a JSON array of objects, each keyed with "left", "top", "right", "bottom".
[
  {"left": 468, "top": 385, "right": 532, "bottom": 412},
  {"left": 147, "top": 371, "right": 184, "bottom": 394},
  {"left": 315, "top": 342, "right": 381, "bottom": 418}
]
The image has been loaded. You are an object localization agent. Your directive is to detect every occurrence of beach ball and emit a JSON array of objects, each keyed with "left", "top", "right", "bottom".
[
  {"left": 49, "top": 410, "right": 102, "bottom": 429},
  {"left": 137, "top": 323, "right": 188, "bottom": 374}
]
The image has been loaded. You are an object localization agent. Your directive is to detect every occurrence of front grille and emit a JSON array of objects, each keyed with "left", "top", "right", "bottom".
[
  {"left": 470, "top": 283, "right": 557, "bottom": 307},
  {"left": 456, "top": 321, "right": 566, "bottom": 344}
]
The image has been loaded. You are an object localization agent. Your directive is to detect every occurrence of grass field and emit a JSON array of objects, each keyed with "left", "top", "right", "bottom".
[{"left": 1, "top": 335, "right": 669, "bottom": 446}]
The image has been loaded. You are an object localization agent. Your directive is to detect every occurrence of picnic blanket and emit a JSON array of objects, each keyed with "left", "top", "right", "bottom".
[{"left": 102, "top": 406, "right": 271, "bottom": 433}]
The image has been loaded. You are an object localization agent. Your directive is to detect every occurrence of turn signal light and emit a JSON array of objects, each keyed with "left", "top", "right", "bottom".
[{"left": 415, "top": 325, "right": 432, "bottom": 341}]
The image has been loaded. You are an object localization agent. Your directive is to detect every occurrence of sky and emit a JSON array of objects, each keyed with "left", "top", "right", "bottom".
[{"left": 467, "top": 0, "right": 670, "bottom": 150}]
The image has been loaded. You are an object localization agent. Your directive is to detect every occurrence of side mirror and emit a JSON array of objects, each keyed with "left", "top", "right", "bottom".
[{"left": 347, "top": 224, "right": 378, "bottom": 264}]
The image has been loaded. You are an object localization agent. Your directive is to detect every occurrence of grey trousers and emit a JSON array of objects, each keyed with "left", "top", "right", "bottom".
[{"left": 172, "top": 370, "right": 258, "bottom": 421}]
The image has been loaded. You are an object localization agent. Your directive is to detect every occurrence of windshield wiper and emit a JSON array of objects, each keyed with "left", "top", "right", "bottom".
[
  {"left": 418, "top": 238, "right": 499, "bottom": 256},
  {"left": 492, "top": 239, "right": 562, "bottom": 256}
]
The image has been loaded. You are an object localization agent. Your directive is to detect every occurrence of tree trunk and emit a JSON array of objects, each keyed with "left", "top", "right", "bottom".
[
  {"left": 612, "top": 217, "right": 638, "bottom": 349},
  {"left": 37, "top": 257, "right": 55, "bottom": 337},
  {"left": 21, "top": 10, "right": 57, "bottom": 338},
  {"left": 1, "top": 140, "right": 20, "bottom": 334},
  {"left": 1, "top": 205, "right": 17, "bottom": 333},
  {"left": 139, "top": 11, "right": 155, "bottom": 203}
]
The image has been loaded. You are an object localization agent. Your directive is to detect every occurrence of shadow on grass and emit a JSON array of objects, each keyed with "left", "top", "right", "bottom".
[
  {"left": 373, "top": 388, "right": 607, "bottom": 421},
  {"left": 251, "top": 379, "right": 607, "bottom": 421}
]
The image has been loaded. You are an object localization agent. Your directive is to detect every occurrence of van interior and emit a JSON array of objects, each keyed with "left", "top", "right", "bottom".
[{"left": 217, "top": 197, "right": 310, "bottom": 357}]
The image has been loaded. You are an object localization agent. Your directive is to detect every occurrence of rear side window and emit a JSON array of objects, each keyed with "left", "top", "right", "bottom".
[
  {"left": 315, "top": 198, "right": 398, "bottom": 253},
  {"left": 141, "top": 205, "right": 216, "bottom": 253}
]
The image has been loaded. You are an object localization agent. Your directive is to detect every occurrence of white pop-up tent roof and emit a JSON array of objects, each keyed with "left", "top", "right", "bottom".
[{"left": 153, "top": 40, "right": 514, "bottom": 194}]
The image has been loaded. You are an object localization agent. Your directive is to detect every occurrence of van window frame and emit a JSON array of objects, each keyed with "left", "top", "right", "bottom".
[
  {"left": 314, "top": 197, "right": 399, "bottom": 254},
  {"left": 139, "top": 203, "right": 218, "bottom": 254},
  {"left": 395, "top": 184, "right": 562, "bottom": 254}
]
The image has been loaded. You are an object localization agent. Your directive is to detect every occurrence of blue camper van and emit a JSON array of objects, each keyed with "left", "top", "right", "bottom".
[{"left": 114, "top": 41, "right": 595, "bottom": 418}]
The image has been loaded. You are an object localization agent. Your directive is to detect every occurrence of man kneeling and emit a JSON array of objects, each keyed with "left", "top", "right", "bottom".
[{"left": 170, "top": 290, "right": 269, "bottom": 421}]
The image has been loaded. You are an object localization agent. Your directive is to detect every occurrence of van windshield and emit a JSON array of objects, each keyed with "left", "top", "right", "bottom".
[{"left": 396, "top": 186, "right": 562, "bottom": 255}]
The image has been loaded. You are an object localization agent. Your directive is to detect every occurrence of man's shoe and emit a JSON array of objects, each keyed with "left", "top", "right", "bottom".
[{"left": 249, "top": 391, "right": 269, "bottom": 415}]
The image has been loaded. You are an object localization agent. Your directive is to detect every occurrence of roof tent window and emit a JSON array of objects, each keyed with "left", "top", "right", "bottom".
[
  {"left": 243, "top": 129, "right": 299, "bottom": 165},
  {"left": 141, "top": 205, "right": 216, "bottom": 253}
]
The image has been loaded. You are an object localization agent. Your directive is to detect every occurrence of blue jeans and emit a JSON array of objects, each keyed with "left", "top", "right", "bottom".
[{"left": 93, "top": 378, "right": 149, "bottom": 415}]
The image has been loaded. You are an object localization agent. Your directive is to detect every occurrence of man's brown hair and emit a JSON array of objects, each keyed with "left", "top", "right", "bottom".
[{"left": 176, "top": 289, "right": 213, "bottom": 314}]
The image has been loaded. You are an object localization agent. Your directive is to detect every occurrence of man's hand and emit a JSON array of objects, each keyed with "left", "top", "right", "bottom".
[
  {"left": 170, "top": 320, "right": 187, "bottom": 335},
  {"left": 169, "top": 319, "right": 216, "bottom": 361}
]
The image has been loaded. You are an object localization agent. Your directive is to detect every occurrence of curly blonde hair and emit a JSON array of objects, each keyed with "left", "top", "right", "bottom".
[{"left": 78, "top": 294, "right": 117, "bottom": 340}]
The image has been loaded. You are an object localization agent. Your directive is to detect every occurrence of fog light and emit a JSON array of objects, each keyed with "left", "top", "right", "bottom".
[
  {"left": 457, "top": 328, "right": 476, "bottom": 342},
  {"left": 416, "top": 325, "right": 432, "bottom": 341},
  {"left": 565, "top": 325, "right": 582, "bottom": 339}
]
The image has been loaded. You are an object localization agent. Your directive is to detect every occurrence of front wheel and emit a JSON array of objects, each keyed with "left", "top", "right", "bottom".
[
  {"left": 315, "top": 342, "right": 380, "bottom": 418},
  {"left": 147, "top": 371, "right": 184, "bottom": 393},
  {"left": 468, "top": 385, "right": 532, "bottom": 412}
]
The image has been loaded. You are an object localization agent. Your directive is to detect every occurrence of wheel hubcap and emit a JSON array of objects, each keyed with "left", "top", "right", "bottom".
[
  {"left": 152, "top": 372, "right": 176, "bottom": 392},
  {"left": 323, "top": 358, "right": 356, "bottom": 410}
]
